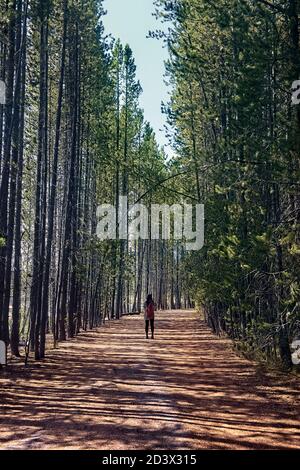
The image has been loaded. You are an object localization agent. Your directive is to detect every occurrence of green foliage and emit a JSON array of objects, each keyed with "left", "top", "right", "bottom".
[{"left": 155, "top": 0, "right": 300, "bottom": 368}]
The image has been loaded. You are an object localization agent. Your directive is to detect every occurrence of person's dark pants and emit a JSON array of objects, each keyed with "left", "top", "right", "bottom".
[{"left": 145, "top": 319, "right": 154, "bottom": 338}]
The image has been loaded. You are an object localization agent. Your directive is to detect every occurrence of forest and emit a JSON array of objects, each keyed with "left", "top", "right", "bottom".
[{"left": 0, "top": 0, "right": 300, "bottom": 373}]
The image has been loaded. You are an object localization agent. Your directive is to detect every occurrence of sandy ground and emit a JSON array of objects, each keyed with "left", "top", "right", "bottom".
[{"left": 0, "top": 310, "right": 299, "bottom": 450}]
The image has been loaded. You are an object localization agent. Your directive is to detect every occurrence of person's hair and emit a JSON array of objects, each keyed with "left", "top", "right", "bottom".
[{"left": 146, "top": 294, "right": 153, "bottom": 306}]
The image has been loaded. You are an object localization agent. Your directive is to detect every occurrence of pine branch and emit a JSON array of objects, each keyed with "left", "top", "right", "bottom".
[{"left": 256, "top": 0, "right": 286, "bottom": 14}]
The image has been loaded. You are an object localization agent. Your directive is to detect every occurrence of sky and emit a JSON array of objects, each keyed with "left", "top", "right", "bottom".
[{"left": 102, "top": 0, "right": 171, "bottom": 155}]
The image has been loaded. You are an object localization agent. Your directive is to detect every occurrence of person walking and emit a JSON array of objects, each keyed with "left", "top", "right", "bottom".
[{"left": 144, "top": 294, "right": 155, "bottom": 339}]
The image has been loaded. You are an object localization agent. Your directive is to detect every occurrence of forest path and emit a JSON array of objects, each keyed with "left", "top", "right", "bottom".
[{"left": 0, "top": 310, "right": 299, "bottom": 450}]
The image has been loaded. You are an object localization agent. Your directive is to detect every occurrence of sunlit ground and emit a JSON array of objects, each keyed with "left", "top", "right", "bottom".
[{"left": 0, "top": 311, "right": 299, "bottom": 450}]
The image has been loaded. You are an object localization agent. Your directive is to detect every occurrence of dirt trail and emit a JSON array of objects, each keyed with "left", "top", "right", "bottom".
[{"left": 0, "top": 310, "right": 299, "bottom": 450}]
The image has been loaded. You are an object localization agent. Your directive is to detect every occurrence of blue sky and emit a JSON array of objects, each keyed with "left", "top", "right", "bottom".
[{"left": 102, "top": 0, "right": 171, "bottom": 155}]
